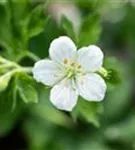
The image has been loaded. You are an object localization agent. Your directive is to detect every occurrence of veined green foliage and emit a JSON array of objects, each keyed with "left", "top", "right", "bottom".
[
  {"left": 72, "top": 98, "right": 103, "bottom": 128},
  {"left": 16, "top": 73, "right": 38, "bottom": 104},
  {"left": 0, "top": 0, "right": 133, "bottom": 150}
]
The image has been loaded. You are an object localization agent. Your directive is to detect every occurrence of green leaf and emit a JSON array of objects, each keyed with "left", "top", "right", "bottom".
[
  {"left": 32, "top": 87, "right": 72, "bottom": 127},
  {"left": 61, "top": 16, "right": 77, "bottom": 43},
  {"left": 22, "top": 4, "right": 47, "bottom": 40},
  {"left": 7, "top": 0, "right": 30, "bottom": 42},
  {"left": 0, "top": 72, "right": 12, "bottom": 92},
  {"left": 10, "top": 77, "right": 18, "bottom": 111},
  {"left": 17, "top": 73, "right": 38, "bottom": 104},
  {"left": 78, "top": 13, "right": 101, "bottom": 47},
  {"left": 103, "top": 57, "right": 132, "bottom": 122},
  {"left": 0, "top": 4, "right": 13, "bottom": 51},
  {"left": 0, "top": 78, "right": 23, "bottom": 136},
  {"left": 73, "top": 98, "right": 103, "bottom": 127}
]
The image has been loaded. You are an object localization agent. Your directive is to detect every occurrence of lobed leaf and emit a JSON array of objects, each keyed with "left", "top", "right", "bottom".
[
  {"left": 17, "top": 73, "right": 38, "bottom": 104},
  {"left": 72, "top": 98, "right": 103, "bottom": 127}
]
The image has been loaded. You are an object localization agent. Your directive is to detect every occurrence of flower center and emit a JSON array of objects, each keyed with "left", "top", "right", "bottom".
[{"left": 63, "top": 58, "right": 82, "bottom": 78}]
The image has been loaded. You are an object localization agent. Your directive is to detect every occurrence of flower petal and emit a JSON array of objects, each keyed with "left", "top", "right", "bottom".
[
  {"left": 50, "top": 79, "right": 78, "bottom": 111},
  {"left": 77, "top": 45, "right": 104, "bottom": 72},
  {"left": 33, "top": 59, "right": 65, "bottom": 86},
  {"left": 76, "top": 73, "right": 107, "bottom": 101},
  {"left": 49, "top": 36, "right": 77, "bottom": 64}
]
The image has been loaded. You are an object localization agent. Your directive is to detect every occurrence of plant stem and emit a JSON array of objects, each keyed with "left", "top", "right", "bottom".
[
  {"left": 21, "top": 67, "right": 33, "bottom": 73},
  {"left": 16, "top": 51, "right": 40, "bottom": 63},
  {"left": 27, "top": 52, "right": 40, "bottom": 61},
  {"left": 0, "top": 56, "right": 33, "bottom": 74}
]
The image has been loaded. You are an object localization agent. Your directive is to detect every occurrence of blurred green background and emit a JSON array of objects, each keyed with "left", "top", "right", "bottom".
[{"left": 0, "top": 0, "right": 135, "bottom": 150}]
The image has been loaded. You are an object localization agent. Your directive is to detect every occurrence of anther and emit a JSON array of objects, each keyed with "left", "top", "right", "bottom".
[
  {"left": 78, "top": 64, "right": 81, "bottom": 69},
  {"left": 64, "top": 58, "right": 68, "bottom": 64},
  {"left": 71, "top": 62, "right": 75, "bottom": 66},
  {"left": 82, "top": 73, "right": 86, "bottom": 76}
]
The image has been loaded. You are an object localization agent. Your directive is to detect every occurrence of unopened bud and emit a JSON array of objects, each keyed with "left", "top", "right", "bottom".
[{"left": 98, "top": 67, "right": 108, "bottom": 78}]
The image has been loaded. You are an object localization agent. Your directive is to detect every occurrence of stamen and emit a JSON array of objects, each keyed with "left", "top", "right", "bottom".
[
  {"left": 63, "top": 58, "right": 68, "bottom": 64},
  {"left": 78, "top": 64, "right": 81, "bottom": 69},
  {"left": 71, "top": 62, "right": 75, "bottom": 66},
  {"left": 82, "top": 73, "right": 86, "bottom": 76}
]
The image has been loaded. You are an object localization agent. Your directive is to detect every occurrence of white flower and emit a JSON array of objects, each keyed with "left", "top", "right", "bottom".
[{"left": 33, "top": 36, "right": 107, "bottom": 111}]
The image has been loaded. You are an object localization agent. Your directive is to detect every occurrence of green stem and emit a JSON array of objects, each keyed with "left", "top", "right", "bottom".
[
  {"left": 0, "top": 56, "right": 33, "bottom": 75},
  {"left": 16, "top": 51, "right": 40, "bottom": 63},
  {"left": 8, "top": 67, "right": 32, "bottom": 76},
  {"left": 0, "top": 64, "right": 13, "bottom": 69},
  {"left": 21, "top": 67, "right": 33, "bottom": 74},
  {"left": 26, "top": 52, "right": 40, "bottom": 62}
]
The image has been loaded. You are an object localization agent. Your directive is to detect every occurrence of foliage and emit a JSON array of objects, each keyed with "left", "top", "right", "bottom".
[{"left": 0, "top": 0, "right": 134, "bottom": 150}]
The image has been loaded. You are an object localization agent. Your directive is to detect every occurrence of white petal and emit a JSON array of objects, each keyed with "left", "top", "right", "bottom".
[
  {"left": 33, "top": 59, "right": 65, "bottom": 86},
  {"left": 50, "top": 79, "right": 78, "bottom": 111},
  {"left": 76, "top": 73, "right": 107, "bottom": 101},
  {"left": 49, "top": 36, "right": 77, "bottom": 64},
  {"left": 77, "top": 45, "right": 104, "bottom": 72}
]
